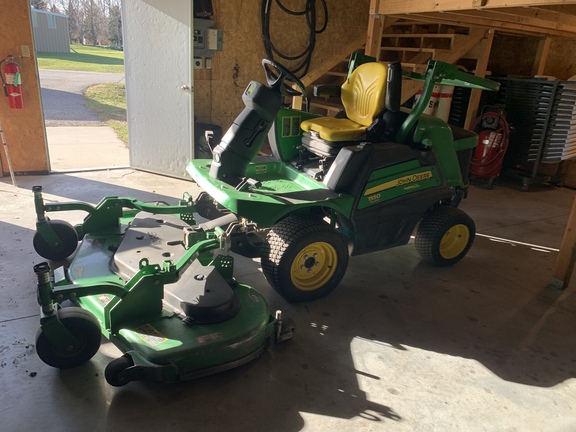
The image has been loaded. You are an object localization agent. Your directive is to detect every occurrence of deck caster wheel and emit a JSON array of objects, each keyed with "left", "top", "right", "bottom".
[
  {"left": 35, "top": 307, "right": 101, "bottom": 369},
  {"left": 415, "top": 206, "right": 475, "bottom": 267},
  {"left": 33, "top": 220, "right": 79, "bottom": 261},
  {"left": 262, "top": 216, "right": 348, "bottom": 302},
  {"left": 276, "top": 317, "right": 296, "bottom": 343},
  {"left": 105, "top": 355, "right": 135, "bottom": 387}
]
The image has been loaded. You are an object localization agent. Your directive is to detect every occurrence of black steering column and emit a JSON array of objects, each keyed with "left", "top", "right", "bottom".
[{"left": 209, "top": 59, "right": 306, "bottom": 186}]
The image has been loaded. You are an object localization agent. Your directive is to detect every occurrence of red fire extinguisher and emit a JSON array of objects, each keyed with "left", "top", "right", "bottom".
[{"left": 1, "top": 56, "right": 24, "bottom": 109}]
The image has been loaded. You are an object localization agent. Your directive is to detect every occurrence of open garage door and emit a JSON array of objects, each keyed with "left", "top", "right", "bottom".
[{"left": 122, "top": 0, "right": 194, "bottom": 178}]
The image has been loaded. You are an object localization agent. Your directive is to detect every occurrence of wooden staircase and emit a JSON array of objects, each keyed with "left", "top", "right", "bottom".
[{"left": 293, "top": 20, "right": 493, "bottom": 128}]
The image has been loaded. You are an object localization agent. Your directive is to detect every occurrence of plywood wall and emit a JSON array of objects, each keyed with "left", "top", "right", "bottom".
[
  {"left": 194, "top": 0, "right": 370, "bottom": 129},
  {"left": 490, "top": 34, "right": 576, "bottom": 81},
  {"left": 488, "top": 35, "right": 541, "bottom": 77},
  {"left": 545, "top": 38, "right": 576, "bottom": 80},
  {"left": 0, "top": 0, "right": 48, "bottom": 175}
]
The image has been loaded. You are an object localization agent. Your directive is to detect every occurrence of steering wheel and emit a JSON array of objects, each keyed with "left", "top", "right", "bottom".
[{"left": 262, "top": 59, "right": 306, "bottom": 98}]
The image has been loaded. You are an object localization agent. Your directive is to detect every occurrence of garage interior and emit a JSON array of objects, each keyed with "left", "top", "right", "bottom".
[{"left": 1, "top": 1, "right": 576, "bottom": 431}]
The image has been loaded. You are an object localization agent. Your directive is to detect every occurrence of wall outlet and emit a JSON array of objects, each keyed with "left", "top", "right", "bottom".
[
  {"left": 21, "top": 45, "right": 31, "bottom": 58},
  {"left": 193, "top": 58, "right": 203, "bottom": 69}
]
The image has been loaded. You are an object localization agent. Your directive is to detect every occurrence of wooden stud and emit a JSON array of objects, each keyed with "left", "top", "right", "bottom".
[
  {"left": 550, "top": 194, "right": 576, "bottom": 289},
  {"left": 532, "top": 36, "right": 552, "bottom": 76},
  {"left": 366, "top": 0, "right": 384, "bottom": 59},
  {"left": 464, "top": 29, "right": 494, "bottom": 130}
]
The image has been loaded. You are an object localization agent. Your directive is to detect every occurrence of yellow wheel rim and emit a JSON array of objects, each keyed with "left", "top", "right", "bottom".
[
  {"left": 439, "top": 224, "right": 470, "bottom": 259},
  {"left": 290, "top": 241, "right": 338, "bottom": 291}
]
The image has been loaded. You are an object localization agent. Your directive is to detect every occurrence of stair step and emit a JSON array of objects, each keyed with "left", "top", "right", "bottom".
[
  {"left": 381, "top": 33, "right": 455, "bottom": 39},
  {"left": 382, "top": 33, "right": 454, "bottom": 50},
  {"left": 390, "top": 21, "right": 471, "bottom": 35},
  {"left": 310, "top": 100, "right": 343, "bottom": 112},
  {"left": 400, "top": 62, "right": 428, "bottom": 72},
  {"left": 380, "top": 47, "right": 436, "bottom": 53},
  {"left": 326, "top": 71, "right": 347, "bottom": 77}
]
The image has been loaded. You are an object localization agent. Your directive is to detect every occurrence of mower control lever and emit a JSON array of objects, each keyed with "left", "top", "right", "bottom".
[{"left": 236, "top": 177, "right": 262, "bottom": 192}]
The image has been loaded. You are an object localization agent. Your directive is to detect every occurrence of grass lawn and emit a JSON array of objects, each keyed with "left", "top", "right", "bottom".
[
  {"left": 85, "top": 83, "right": 128, "bottom": 144},
  {"left": 37, "top": 44, "right": 124, "bottom": 74},
  {"left": 39, "top": 44, "right": 127, "bottom": 144}
]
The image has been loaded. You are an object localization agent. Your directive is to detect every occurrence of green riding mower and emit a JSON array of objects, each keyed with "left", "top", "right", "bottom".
[
  {"left": 186, "top": 56, "right": 499, "bottom": 302},
  {"left": 31, "top": 56, "right": 497, "bottom": 384}
]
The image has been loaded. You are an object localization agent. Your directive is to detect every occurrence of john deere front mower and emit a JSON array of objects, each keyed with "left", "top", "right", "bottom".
[{"left": 187, "top": 57, "right": 499, "bottom": 302}]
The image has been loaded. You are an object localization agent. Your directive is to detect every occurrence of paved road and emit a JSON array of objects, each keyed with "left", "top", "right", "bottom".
[{"left": 39, "top": 69, "right": 125, "bottom": 126}]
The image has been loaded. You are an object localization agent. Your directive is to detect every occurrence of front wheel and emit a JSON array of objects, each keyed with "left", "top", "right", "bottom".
[
  {"left": 415, "top": 206, "right": 475, "bottom": 267},
  {"left": 33, "top": 220, "right": 79, "bottom": 261},
  {"left": 35, "top": 307, "right": 102, "bottom": 369},
  {"left": 261, "top": 216, "right": 349, "bottom": 302}
]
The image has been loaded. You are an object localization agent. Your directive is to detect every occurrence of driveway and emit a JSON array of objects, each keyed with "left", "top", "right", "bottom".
[{"left": 39, "top": 69, "right": 125, "bottom": 126}]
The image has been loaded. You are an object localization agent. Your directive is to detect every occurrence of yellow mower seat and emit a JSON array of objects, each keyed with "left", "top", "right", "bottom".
[{"left": 301, "top": 62, "right": 388, "bottom": 142}]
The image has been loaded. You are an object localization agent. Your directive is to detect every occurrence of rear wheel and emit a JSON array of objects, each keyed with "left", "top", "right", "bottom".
[
  {"left": 415, "top": 206, "right": 475, "bottom": 266},
  {"left": 262, "top": 216, "right": 349, "bottom": 302}
]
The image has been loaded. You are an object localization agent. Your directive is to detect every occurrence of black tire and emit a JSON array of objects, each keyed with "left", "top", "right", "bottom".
[
  {"left": 261, "top": 216, "right": 349, "bottom": 302},
  {"left": 36, "top": 307, "right": 102, "bottom": 369},
  {"left": 487, "top": 176, "right": 496, "bottom": 190},
  {"left": 415, "top": 206, "right": 475, "bottom": 267},
  {"left": 33, "top": 220, "right": 79, "bottom": 261},
  {"left": 105, "top": 355, "right": 135, "bottom": 387}
]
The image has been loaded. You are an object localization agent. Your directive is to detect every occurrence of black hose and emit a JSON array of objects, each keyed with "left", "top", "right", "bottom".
[{"left": 261, "top": 0, "right": 328, "bottom": 79}]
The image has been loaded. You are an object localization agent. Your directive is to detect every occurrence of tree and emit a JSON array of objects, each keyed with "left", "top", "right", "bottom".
[
  {"left": 107, "top": 4, "right": 122, "bottom": 47},
  {"left": 81, "top": 0, "right": 101, "bottom": 45},
  {"left": 66, "top": 0, "right": 82, "bottom": 43},
  {"left": 51, "top": 0, "right": 123, "bottom": 46},
  {"left": 31, "top": 0, "right": 48, "bottom": 9}
]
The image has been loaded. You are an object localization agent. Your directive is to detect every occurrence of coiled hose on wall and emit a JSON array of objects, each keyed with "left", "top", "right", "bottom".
[{"left": 261, "top": 0, "right": 328, "bottom": 78}]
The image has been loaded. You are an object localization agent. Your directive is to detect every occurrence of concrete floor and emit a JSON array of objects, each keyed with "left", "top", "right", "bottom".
[
  {"left": 1, "top": 170, "right": 575, "bottom": 432},
  {"left": 46, "top": 126, "right": 129, "bottom": 171}
]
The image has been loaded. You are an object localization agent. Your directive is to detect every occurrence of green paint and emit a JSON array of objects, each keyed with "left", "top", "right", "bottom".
[
  {"left": 188, "top": 160, "right": 355, "bottom": 226},
  {"left": 272, "top": 108, "right": 319, "bottom": 160}
]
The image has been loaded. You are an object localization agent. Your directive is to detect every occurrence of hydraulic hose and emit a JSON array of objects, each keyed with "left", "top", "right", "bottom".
[{"left": 261, "top": 0, "right": 328, "bottom": 79}]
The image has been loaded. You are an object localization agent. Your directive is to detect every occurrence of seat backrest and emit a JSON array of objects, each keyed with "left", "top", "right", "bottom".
[{"left": 341, "top": 62, "right": 387, "bottom": 127}]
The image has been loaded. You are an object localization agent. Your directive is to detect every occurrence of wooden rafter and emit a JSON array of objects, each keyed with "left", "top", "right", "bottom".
[
  {"left": 396, "top": 12, "right": 576, "bottom": 38},
  {"left": 374, "top": 0, "right": 576, "bottom": 15},
  {"left": 373, "top": 0, "right": 576, "bottom": 38}
]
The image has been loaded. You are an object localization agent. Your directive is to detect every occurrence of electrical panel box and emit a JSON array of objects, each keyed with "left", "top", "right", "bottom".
[{"left": 194, "top": 18, "right": 222, "bottom": 59}]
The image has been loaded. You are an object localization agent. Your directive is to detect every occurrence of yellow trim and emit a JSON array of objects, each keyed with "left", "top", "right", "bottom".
[
  {"left": 290, "top": 241, "right": 338, "bottom": 291},
  {"left": 364, "top": 171, "right": 433, "bottom": 196},
  {"left": 439, "top": 224, "right": 470, "bottom": 259}
]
